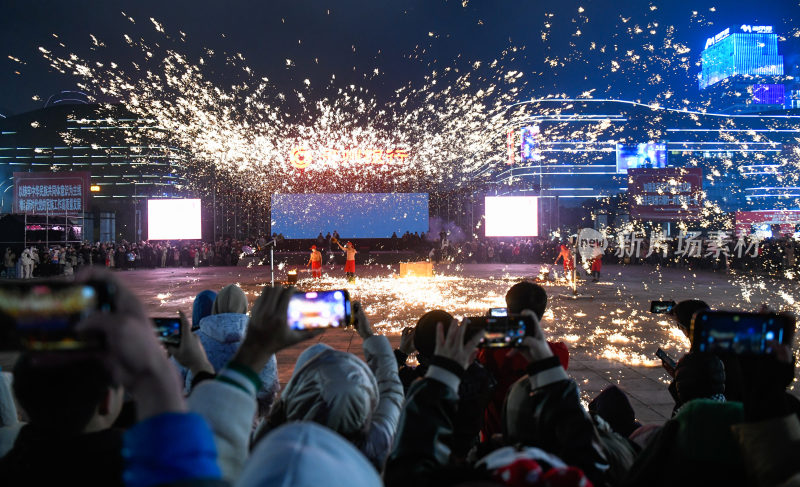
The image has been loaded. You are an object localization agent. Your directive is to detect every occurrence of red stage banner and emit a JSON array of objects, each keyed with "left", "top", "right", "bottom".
[
  {"left": 14, "top": 171, "right": 91, "bottom": 214},
  {"left": 628, "top": 168, "right": 703, "bottom": 221}
]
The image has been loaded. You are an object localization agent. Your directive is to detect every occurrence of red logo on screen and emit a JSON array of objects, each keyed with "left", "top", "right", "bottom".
[
  {"left": 290, "top": 146, "right": 312, "bottom": 169},
  {"left": 289, "top": 146, "right": 409, "bottom": 169}
]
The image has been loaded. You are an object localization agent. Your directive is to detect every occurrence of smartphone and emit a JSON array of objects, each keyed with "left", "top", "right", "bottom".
[
  {"left": 0, "top": 280, "right": 114, "bottom": 351},
  {"left": 489, "top": 307, "right": 508, "bottom": 317},
  {"left": 287, "top": 290, "right": 351, "bottom": 330},
  {"left": 650, "top": 300, "right": 676, "bottom": 314},
  {"left": 152, "top": 317, "right": 181, "bottom": 346},
  {"left": 655, "top": 347, "right": 677, "bottom": 375},
  {"left": 465, "top": 315, "right": 530, "bottom": 348},
  {"left": 690, "top": 310, "right": 792, "bottom": 355}
]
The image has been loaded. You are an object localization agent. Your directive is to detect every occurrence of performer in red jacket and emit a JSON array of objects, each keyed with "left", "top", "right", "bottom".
[{"left": 590, "top": 254, "right": 602, "bottom": 282}]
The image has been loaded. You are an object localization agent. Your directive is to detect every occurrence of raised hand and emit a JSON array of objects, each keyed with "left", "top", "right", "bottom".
[
  {"left": 232, "top": 285, "right": 321, "bottom": 373},
  {"left": 434, "top": 318, "right": 485, "bottom": 370},
  {"left": 75, "top": 268, "right": 186, "bottom": 420},
  {"left": 167, "top": 311, "right": 213, "bottom": 376},
  {"left": 399, "top": 326, "right": 416, "bottom": 355},
  {"left": 514, "top": 310, "right": 554, "bottom": 363},
  {"left": 352, "top": 301, "right": 374, "bottom": 339}
]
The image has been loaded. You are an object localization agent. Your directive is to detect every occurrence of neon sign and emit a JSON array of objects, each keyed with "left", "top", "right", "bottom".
[
  {"left": 740, "top": 25, "right": 773, "bottom": 34},
  {"left": 704, "top": 28, "right": 730, "bottom": 49},
  {"left": 290, "top": 146, "right": 409, "bottom": 169},
  {"left": 705, "top": 25, "right": 774, "bottom": 49}
]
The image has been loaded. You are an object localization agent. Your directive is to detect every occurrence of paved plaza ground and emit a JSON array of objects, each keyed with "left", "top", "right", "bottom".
[
  {"left": 121, "top": 261, "right": 800, "bottom": 423},
  {"left": 2, "top": 262, "right": 796, "bottom": 424}
]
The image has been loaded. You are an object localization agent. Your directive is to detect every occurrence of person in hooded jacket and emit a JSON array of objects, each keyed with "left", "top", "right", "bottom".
[
  {"left": 256, "top": 301, "right": 403, "bottom": 471},
  {"left": 192, "top": 289, "right": 218, "bottom": 329},
  {"left": 236, "top": 422, "right": 382, "bottom": 487},
  {"left": 187, "top": 284, "right": 280, "bottom": 418}
]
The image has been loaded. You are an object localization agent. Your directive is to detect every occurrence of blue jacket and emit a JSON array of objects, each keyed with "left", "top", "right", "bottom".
[{"left": 123, "top": 413, "right": 223, "bottom": 487}]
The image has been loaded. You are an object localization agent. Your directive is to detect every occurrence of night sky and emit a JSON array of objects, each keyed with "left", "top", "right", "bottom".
[{"left": 1, "top": 0, "right": 797, "bottom": 117}]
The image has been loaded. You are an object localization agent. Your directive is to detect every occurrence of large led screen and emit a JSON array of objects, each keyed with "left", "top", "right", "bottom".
[
  {"left": 147, "top": 199, "right": 202, "bottom": 240},
  {"left": 271, "top": 193, "right": 429, "bottom": 238},
  {"left": 520, "top": 125, "right": 541, "bottom": 161},
  {"left": 484, "top": 196, "right": 538, "bottom": 237},
  {"left": 616, "top": 143, "right": 667, "bottom": 173}
]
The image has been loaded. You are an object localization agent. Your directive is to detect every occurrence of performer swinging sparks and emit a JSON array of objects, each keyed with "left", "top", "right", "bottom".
[
  {"left": 590, "top": 254, "right": 602, "bottom": 282},
  {"left": 335, "top": 239, "right": 357, "bottom": 282},
  {"left": 307, "top": 245, "right": 322, "bottom": 279},
  {"left": 554, "top": 244, "right": 575, "bottom": 279}
]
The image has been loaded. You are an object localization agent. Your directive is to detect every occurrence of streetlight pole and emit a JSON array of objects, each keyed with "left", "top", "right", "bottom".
[
  {"left": 212, "top": 177, "right": 217, "bottom": 242},
  {"left": 266, "top": 238, "right": 276, "bottom": 287}
]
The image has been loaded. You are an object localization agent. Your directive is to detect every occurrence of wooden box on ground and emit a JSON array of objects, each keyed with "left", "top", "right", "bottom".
[{"left": 399, "top": 261, "right": 433, "bottom": 277}]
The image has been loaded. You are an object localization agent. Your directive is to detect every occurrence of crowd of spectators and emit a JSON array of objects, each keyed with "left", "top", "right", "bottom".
[
  {"left": 437, "top": 232, "right": 800, "bottom": 278},
  {"left": 0, "top": 230, "right": 437, "bottom": 279},
  {"left": 1, "top": 238, "right": 259, "bottom": 278},
  {"left": 0, "top": 268, "right": 797, "bottom": 486},
  {"left": 2, "top": 227, "right": 798, "bottom": 281}
]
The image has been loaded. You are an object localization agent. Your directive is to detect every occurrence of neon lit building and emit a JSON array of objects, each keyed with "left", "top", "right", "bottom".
[
  {"left": 699, "top": 25, "right": 784, "bottom": 90},
  {"left": 698, "top": 26, "right": 788, "bottom": 114},
  {"left": 488, "top": 99, "right": 800, "bottom": 214}
]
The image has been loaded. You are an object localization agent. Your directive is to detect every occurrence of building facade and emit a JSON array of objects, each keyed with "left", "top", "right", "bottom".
[
  {"left": 699, "top": 25, "right": 787, "bottom": 114},
  {"left": 489, "top": 99, "right": 800, "bottom": 213},
  {"left": 0, "top": 102, "right": 191, "bottom": 242},
  {"left": 700, "top": 25, "right": 784, "bottom": 90}
]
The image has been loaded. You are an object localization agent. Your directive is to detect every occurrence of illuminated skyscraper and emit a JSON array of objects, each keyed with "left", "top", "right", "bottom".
[{"left": 699, "top": 25, "right": 784, "bottom": 90}]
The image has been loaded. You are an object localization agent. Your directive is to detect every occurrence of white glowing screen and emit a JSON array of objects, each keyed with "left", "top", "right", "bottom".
[
  {"left": 147, "top": 199, "right": 202, "bottom": 240},
  {"left": 484, "top": 196, "right": 538, "bottom": 237}
]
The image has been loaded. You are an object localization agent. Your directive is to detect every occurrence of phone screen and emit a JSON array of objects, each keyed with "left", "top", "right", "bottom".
[
  {"left": 655, "top": 348, "right": 677, "bottom": 370},
  {"left": 467, "top": 316, "right": 527, "bottom": 348},
  {"left": 0, "top": 282, "right": 101, "bottom": 351},
  {"left": 692, "top": 311, "right": 789, "bottom": 355},
  {"left": 650, "top": 300, "right": 676, "bottom": 314},
  {"left": 152, "top": 317, "right": 181, "bottom": 346},
  {"left": 287, "top": 290, "right": 351, "bottom": 330},
  {"left": 489, "top": 307, "right": 508, "bottom": 317}
]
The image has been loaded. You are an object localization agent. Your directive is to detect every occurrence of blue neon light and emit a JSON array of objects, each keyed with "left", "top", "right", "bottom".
[{"left": 700, "top": 29, "right": 783, "bottom": 89}]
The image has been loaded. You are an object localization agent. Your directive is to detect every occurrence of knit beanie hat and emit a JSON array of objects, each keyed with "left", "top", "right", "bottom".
[
  {"left": 673, "top": 399, "right": 744, "bottom": 467},
  {"left": 212, "top": 284, "right": 248, "bottom": 315},
  {"left": 192, "top": 290, "right": 217, "bottom": 328}
]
